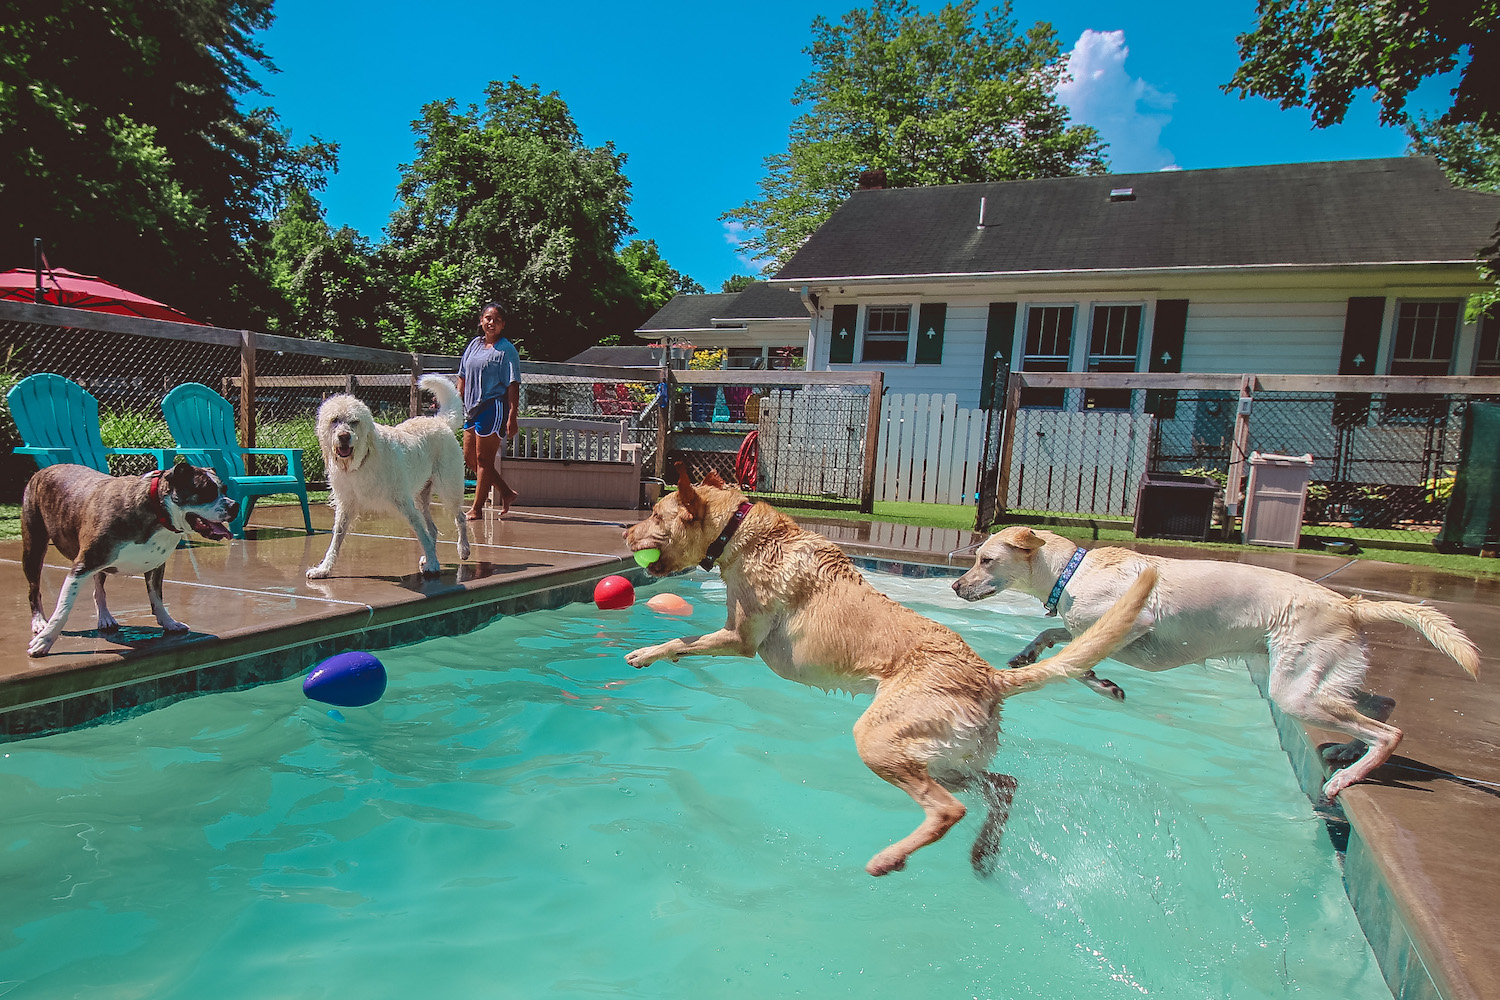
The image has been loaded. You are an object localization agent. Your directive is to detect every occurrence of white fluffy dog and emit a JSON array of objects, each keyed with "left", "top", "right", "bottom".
[{"left": 308, "top": 374, "right": 472, "bottom": 579}]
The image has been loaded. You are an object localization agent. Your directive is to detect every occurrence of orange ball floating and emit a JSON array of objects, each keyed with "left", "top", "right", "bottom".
[
  {"left": 593, "top": 575, "right": 635, "bottom": 610},
  {"left": 645, "top": 593, "right": 693, "bottom": 616}
]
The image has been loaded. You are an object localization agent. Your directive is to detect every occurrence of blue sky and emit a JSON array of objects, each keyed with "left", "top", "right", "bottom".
[{"left": 256, "top": 0, "right": 1460, "bottom": 292}]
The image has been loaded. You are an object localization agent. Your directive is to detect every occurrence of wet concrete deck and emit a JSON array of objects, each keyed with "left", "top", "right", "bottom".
[{"left": 1, "top": 503, "right": 1495, "bottom": 1000}]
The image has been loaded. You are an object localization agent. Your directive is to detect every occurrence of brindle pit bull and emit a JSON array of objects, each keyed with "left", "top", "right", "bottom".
[
  {"left": 623, "top": 470, "right": 1156, "bottom": 878},
  {"left": 23, "top": 462, "right": 238, "bottom": 657}
]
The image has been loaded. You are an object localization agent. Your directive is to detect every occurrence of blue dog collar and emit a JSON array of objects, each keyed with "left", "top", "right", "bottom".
[{"left": 1043, "top": 548, "right": 1086, "bottom": 616}]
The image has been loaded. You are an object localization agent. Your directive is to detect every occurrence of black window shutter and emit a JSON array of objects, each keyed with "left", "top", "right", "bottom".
[
  {"left": 980, "top": 302, "right": 1017, "bottom": 408},
  {"left": 828, "top": 304, "right": 857, "bottom": 364},
  {"left": 1145, "top": 299, "right": 1188, "bottom": 418},
  {"left": 1335, "top": 296, "right": 1384, "bottom": 427},
  {"left": 914, "top": 303, "right": 946, "bottom": 364}
]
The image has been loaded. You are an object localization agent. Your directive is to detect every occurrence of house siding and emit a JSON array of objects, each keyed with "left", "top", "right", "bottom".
[{"left": 1179, "top": 299, "right": 1347, "bottom": 374}]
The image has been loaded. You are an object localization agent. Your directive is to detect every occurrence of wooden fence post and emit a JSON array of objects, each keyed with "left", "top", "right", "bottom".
[
  {"left": 239, "top": 329, "right": 256, "bottom": 474},
  {"left": 409, "top": 353, "right": 421, "bottom": 418},
  {"left": 994, "top": 372, "right": 1023, "bottom": 514},
  {"left": 860, "top": 371, "right": 883, "bottom": 513},
  {"left": 1223, "top": 373, "right": 1256, "bottom": 536},
  {"left": 654, "top": 340, "right": 672, "bottom": 481}
]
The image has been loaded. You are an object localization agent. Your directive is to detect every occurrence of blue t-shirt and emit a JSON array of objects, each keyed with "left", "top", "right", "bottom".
[{"left": 460, "top": 336, "right": 521, "bottom": 416}]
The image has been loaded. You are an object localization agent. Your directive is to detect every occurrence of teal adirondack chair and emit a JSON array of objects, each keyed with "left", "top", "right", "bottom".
[
  {"left": 7, "top": 372, "right": 175, "bottom": 473},
  {"left": 161, "top": 382, "right": 312, "bottom": 538}
]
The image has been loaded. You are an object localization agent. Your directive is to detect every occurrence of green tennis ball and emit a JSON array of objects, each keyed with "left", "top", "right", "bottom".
[{"left": 634, "top": 548, "right": 660, "bottom": 569}]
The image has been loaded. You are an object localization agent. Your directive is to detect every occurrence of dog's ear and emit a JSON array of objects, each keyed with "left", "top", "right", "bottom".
[
  {"left": 164, "top": 459, "right": 194, "bottom": 489},
  {"left": 1005, "top": 527, "right": 1046, "bottom": 552},
  {"left": 675, "top": 465, "right": 705, "bottom": 521},
  {"left": 702, "top": 469, "right": 726, "bottom": 489}
]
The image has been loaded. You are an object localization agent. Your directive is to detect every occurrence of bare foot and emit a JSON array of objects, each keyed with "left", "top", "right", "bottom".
[
  {"left": 499, "top": 486, "right": 517, "bottom": 517},
  {"left": 465, "top": 508, "right": 483, "bottom": 521}
]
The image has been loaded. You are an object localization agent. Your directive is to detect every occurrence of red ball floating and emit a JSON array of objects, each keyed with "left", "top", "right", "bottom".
[{"left": 594, "top": 574, "right": 635, "bottom": 610}]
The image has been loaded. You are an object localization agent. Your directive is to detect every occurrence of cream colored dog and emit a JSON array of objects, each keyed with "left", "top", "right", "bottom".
[
  {"left": 624, "top": 473, "right": 1156, "bottom": 878},
  {"left": 953, "top": 526, "right": 1480, "bottom": 801},
  {"left": 308, "top": 374, "right": 471, "bottom": 579}
]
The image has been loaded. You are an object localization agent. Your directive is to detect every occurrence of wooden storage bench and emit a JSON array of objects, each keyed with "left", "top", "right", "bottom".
[{"left": 497, "top": 417, "right": 644, "bottom": 509}]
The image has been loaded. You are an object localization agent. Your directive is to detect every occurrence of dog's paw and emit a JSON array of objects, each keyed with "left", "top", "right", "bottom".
[
  {"left": 30, "top": 615, "right": 47, "bottom": 636},
  {"left": 96, "top": 614, "right": 120, "bottom": 632},
  {"left": 1006, "top": 650, "right": 1039, "bottom": 668},
  {"left": 865, "top": 847, "right": 909, "bottom": 877},
  {"left": 1082, "top": 672, "right": 1126, "bottom": 701},
  {"left": 27, "top": 634, "right": 56, "bottom": 657},
  {"left": 158, "top": 618, "right": 189, "bottom": 633},
  {"left": 1322, "top": 740, "right": 1367, "bottom": 764},
  {"left": 458, "top": 543, "right": 471, "bottom": 561},
  {"left": 306, "top": 565, "right": 332, "bottom": 580},
  {"left": 625, "top": 646, "right": 662, "bottom": 669}
]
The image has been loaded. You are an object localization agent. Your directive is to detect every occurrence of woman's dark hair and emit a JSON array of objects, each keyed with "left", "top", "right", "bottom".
[{"left": 480, "top": 300, "right": 510, "bottom": 321}]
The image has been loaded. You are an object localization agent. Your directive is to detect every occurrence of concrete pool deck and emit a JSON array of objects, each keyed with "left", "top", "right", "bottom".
[{"left": 0, "top": 502, "right": 1495, "bottom": 1000}]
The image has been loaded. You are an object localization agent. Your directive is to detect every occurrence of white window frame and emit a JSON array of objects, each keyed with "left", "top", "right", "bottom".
[
  {"left": 859, "top": 303, "right": 915, "bottom": 364},
  {"left": 1019, "top": 303, "right": 1078, "bottom": 408},
  {"left": 1389, "top": 299, "right": 1461, "bottom": 377}
]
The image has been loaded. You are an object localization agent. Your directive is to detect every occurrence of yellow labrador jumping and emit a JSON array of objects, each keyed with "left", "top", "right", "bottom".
[{"left": 624, "top": 472, "right": 1155, "bottom": 877}]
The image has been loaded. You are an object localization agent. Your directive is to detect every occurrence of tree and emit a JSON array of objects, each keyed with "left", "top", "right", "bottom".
[
  {"left": 723, "top": 0, "right": 1107, "bottom": 270},
  {"left": 721, "top": 274, "right": 758, "bottom": 293},
  {"left": 382, "top": 79, "right": 636, "bottom": 359},
  {"left": 1224, "top": 0, "right": 1496, "bottom": 130},
  {"left": 1226, "top": 1, "right": 1499, "bottom": 314},
  {"left": 258, "top": 187, "right": 395, "bottom": 347},
  {"left": 0, "top": 0, "right": 336, "bottom": 327}
]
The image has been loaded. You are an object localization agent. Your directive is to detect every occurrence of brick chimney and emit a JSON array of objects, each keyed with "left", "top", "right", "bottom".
[{"left": 857, "top": 168, "right": 887, "bottom": 190}]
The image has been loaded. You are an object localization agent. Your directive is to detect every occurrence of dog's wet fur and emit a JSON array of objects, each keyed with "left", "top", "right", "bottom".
[
  {"left": 953, "top": 525, "right": 1481, "bottom": 801},
  {"left": 308, "top": 374, "right": 471, "bottom": 579},
  {"left": 624, "top": 471, "right": 1156, "bottom": 877},
  {"left": 22, "top": 462, "right": 238, "bottom": 656}
]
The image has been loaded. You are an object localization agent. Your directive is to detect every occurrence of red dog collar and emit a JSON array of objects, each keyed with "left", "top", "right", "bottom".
[{"left": 148, "top": 471, "right": 183, "bottom": 533}]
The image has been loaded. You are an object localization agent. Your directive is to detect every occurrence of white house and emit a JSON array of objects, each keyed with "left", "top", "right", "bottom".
[
  {"left": 635, "top": 282, "right": 809, "bottom": 369},
  {"left": 757, "top": 157, "right": 1499, "bottom": 409}
]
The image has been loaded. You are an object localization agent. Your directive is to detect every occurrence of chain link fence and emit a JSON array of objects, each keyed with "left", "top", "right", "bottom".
[
  {"left": 667, "top": 371, "right": 881, "bottom": 510},
  {"left": 1153, "top": 388, "right": 1475, "bottom": 545}
]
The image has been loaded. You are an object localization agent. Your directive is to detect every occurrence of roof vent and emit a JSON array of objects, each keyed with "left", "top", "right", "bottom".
[{"left": 1109, "top": 187, "right": 1136, "bottom": 202}]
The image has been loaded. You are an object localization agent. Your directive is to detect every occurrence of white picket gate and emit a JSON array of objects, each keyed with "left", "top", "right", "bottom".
[
  {"left": 873, "top": 393, "right": 988, "bottom": 505},
  {"left": 1007, "top": 409, "right": 1154, "bottom": 516}
]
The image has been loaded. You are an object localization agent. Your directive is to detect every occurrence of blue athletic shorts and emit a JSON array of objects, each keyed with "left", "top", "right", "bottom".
[{"left": 463, "top": 397, "right": 505, "bottom": 437}]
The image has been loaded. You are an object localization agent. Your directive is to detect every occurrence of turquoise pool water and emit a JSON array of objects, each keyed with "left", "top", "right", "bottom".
[{"left": 0, "top": 572, "right": 1386, "bottom": 999}]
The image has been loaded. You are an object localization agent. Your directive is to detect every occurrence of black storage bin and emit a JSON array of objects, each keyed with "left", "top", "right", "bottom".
[{"left": 1133, "top": 472, "right": 1219, "bottom": 541}]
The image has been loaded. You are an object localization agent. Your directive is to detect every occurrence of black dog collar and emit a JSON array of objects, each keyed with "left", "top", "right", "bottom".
[
  {"left": 148, "top": 470, "right": 183, "bottom": 533},
  {"left": 700, "top": 502, "right": 754, "bottom": 570}
]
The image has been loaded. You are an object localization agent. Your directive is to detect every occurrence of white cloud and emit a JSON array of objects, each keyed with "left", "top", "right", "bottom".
[
  {"left": 1057, "top": 29, "right": 1178, "bottom": 173},
  {"left": 721, "top": 220, "right": 767, "bottom": 277}
]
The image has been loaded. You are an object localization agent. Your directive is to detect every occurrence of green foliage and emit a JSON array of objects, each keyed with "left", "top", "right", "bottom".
[
  {"left": 1424, "top": 470, "right": 1457, "bottom": 504},
  {"left": 258, "top": 187, "right": 395, "bottom": 346},
  {"left": 1180, "top": 466, "right": 1230, "bottom": 488},
  {"left": 723, "top": 0, "right": 1107, "bottom": 269},
  {"left": 689, "top": 348, "right": 726, "bottom": 370},
  {"left": 721, "top": 274, "right": 758, "bottom": 293},
  {"left": 1407, "top": 116, "right": 1500, "bottom": 192},
  {"left": 619, "top": 239, "right": 705, "bottom": 309},
  {"left": 382, "top": 79, "right": 637, "bottom": 359},
  {"left": 0, "top": 345, "right": 20, "bottom": 449},
  {"left": 0, "top": 0, "right": 338, "bottom": 328},
  {"left": 1224, "top": 0, "right": 1497, "bottom": 130}
]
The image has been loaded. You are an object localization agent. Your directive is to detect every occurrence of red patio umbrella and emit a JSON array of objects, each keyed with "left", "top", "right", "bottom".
[{"left": 0, "top": 266, "right": 205, "bottom": 325}]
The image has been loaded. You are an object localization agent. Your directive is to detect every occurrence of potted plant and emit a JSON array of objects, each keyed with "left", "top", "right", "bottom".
[{"left": 1347, "top": 485, "right": 1393, "bottom": 529}]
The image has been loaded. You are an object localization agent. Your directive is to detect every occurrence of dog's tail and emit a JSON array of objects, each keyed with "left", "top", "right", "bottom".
[
  {"left": 1351, "top": 598, "right": 1480, "bottom": 679},
  {"left": 992, "top": 567, "right": 1157, "bottom": 696},
  {"left": 421, "top": 374, "right": 464, "bottom": 431}
]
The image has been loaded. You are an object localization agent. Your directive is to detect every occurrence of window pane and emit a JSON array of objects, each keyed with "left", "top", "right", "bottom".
[
  {"left": 1022, "top": 306, "right": 1074, "bottom": 407},
  {"left": 862, "top": 305, "right": 910, "bottom": 362},
  {"left": 1393, "top": 301, "right": 1459, "bottom": 367},
  {"left": 1479, "top": 312, "right": 1500, "bottom": 377}
]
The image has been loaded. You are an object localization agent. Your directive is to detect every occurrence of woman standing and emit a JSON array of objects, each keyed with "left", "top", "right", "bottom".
[{"left": 457, "top": 300, "right": 521, "bottom": 520}]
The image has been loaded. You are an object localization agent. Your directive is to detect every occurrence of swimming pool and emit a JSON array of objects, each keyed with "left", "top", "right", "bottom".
[{"left": 0, "top": 571, "right": 1386, "bottom": 998}]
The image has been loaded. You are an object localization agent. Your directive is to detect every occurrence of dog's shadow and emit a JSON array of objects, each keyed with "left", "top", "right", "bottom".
[
  {"left": 52, "top": 625, "right": 211, "bottom": 651},
  {"left": 1321, "top": 746, "right": 1500, "bottom": 801}
]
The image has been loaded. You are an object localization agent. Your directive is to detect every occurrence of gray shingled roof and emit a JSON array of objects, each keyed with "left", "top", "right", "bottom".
[
  {"left": 772, "top": 157, "right": 1500, "bottom": 281},
  {"left": 636, "top": 283, "right": 805, "bottom": 335}
]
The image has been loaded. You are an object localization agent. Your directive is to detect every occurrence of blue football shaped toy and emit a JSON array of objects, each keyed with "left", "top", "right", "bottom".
[{"left": 303, "top": 651, "right": 388, "bottom": 707}]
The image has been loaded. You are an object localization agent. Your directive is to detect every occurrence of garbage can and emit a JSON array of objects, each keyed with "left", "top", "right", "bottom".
[
  {"left": 1243, "top": 452, "right": 1314, "bottom": 548},
  {"left": 1133, "top": 472, "right": 1220, "bottom": 541}
]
